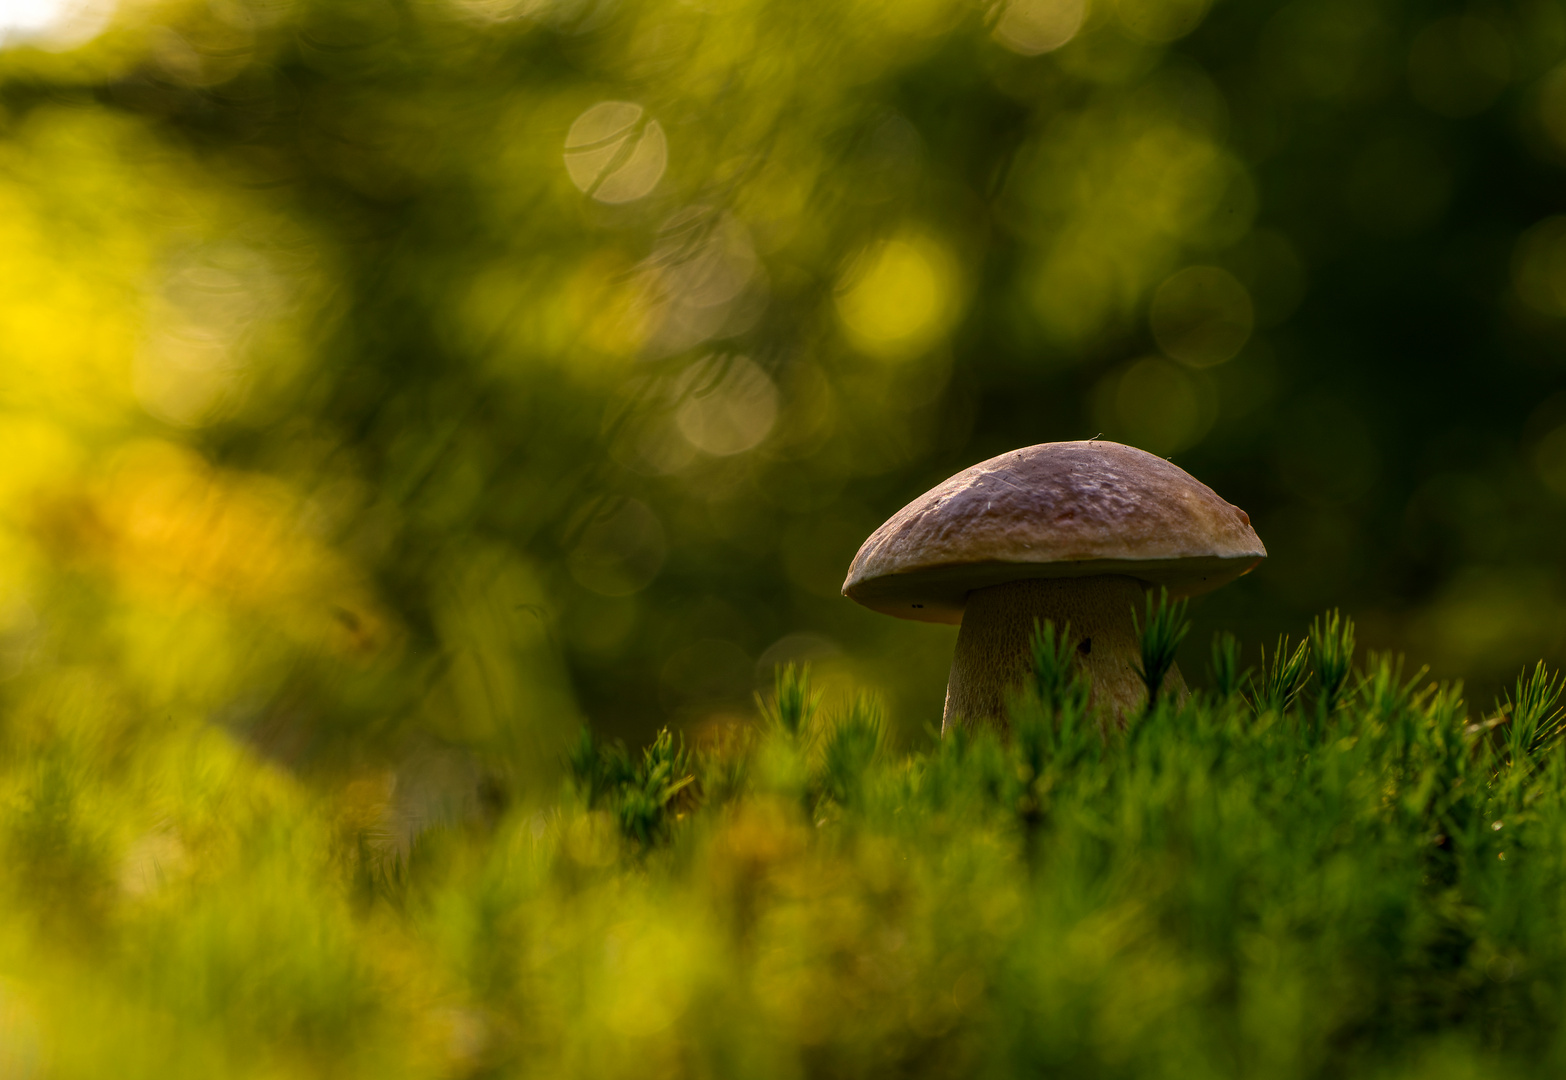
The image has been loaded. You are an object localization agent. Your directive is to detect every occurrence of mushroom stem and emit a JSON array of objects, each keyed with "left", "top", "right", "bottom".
[{"left": 941, "top": 575, "right": 1186, "bottom": 734}]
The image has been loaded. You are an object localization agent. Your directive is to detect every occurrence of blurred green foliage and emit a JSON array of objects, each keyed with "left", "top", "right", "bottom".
[{"left": 6, "top": 0, "right": 1566, "bottom": 776}]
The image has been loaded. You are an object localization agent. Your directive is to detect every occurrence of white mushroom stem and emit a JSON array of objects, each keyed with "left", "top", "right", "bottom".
[{"left": 941, "top": 575, "right": 1186, "bottom": 734}]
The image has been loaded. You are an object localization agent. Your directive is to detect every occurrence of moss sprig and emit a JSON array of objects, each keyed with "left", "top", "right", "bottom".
[
  {"left": 1251, "top": 634, "right": 1311, "bottom": 716},
  {"left": 1027, "top": 617, "right": 1090, "bottom": 717},
  {"left": 1501, "top": 660, "right": 1566, "bottom": 766},
  {"left": 755, "top": 662, "right": 821, "bottom": 742},
  {"left": 1310, "top": 609, "right": 1358, "bottom": 716},
  {"left": 1208, "top": 630, "right": 1249, "bottom": 701},
  {"left": 1131, "top": 587, "right": 1191, "bottom": 711}
]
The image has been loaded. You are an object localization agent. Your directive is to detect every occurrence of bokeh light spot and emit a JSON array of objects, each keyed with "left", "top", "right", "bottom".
[
  {"left": 134, "top": 245, "right": 282, "bottom": 428},
  {"left": 448, "top": 0, "right": 549, "bottom": 22},
  {"left": 600, "top": 923, "right": 694, "bottom": 1036},
  {"left": 991, "top": 0, "right": 1085, "bottom": 57},
  {"left": 609, "top": 412, "right": 699, "bottom": 476},
  {"left": 1149, "top": 265, "right": 1252, "bottom": 367},
  {"left": 856, "top": 0, "right": 963, "bottom": 40},
  {"left": 0, "top": 982, "right": 41, "bottom": 1080},
  {"left": 835, "top": 235, "right": 959, "bottom": 358},
  {"left": 1407, "top": 17, "right": 1510, "bottom": 119},
  {"left": 1094, "top": 356, "right": 1213, "bottom": 455},
  {"left": 1538, "top": 63, "right": 1566, "bottom": 156},
  {"left": 1259, "top": 2, "right": 1390, "bottom": 103},
  {"left": 564, "top": 102, "right": 667, "bottom": 204},
  {"left": 1013, "top": 103, "right": 1247, "bottom": 345},
  {"left": 644, "top": 210, "right": 765, "bottom": 355},
  {"left": 1512, "top": 216, "right": 1566, "bottom": 317},
  {"left": 0, "top": 0, "right": 115, "bottom": 49},
  {"left": 674, "top": 355, "right": 778, "bottom": 457},
  {"left": 567, "top": 498, "right": 667, "bottom": 596},
  {"left": 1534, "top": 424, "right": 1566, "bottom": 497},
  {"left": 1115, "top": 0, "right": 1209, "bottom": 44}
]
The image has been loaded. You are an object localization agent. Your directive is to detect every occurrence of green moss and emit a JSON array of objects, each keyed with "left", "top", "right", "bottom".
[{"left": 11, "top": 615, "right": 1566, "bottom": 1077}]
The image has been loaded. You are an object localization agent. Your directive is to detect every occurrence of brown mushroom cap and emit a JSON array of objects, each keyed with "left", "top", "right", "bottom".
[{"left": 842, "top": 441, "right": 1266, "bottom": 624}]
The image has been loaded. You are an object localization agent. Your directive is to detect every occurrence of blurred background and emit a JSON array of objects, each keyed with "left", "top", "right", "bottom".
[{"left": 1, "top": 0, "right": 1564, "bottom": 793}]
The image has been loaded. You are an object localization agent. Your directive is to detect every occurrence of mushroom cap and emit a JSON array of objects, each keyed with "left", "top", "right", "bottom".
[{"left": 842, "top": 440, "right": 1266, "bottom": 625}]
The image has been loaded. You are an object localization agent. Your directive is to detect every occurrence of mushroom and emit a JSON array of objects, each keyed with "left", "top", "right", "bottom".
[{"left": 841, "top": 441, "right": 1265, "bottom": 731}]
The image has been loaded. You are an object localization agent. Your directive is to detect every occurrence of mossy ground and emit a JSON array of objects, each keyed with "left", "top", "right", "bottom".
[{"left": 5, "top": 611, "right": 1566, "bottom": 1078}]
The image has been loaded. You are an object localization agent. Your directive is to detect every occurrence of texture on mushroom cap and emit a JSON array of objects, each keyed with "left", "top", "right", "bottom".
[{"left": 842, "top": 441, "right": 1266, "bottom": 622}]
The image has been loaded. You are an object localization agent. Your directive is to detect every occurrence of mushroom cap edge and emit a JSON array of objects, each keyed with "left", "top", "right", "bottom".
[{"left": 841, "top": 440, "right": 1266, "bottom": 625}]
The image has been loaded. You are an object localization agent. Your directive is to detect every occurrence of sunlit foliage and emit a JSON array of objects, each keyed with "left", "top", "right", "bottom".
[
  {"left": 5, "top": 0, "right": 1566, "bottom": 768},
  {"left": 0, "top": 623, "right": 1560, "bottom": 1075}
]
